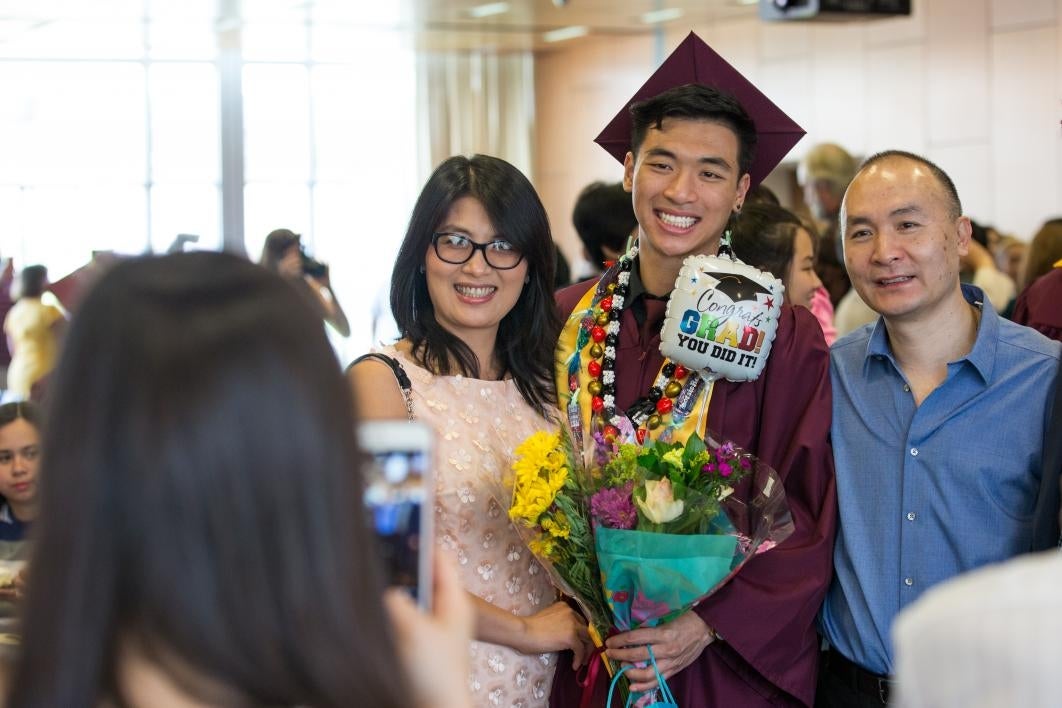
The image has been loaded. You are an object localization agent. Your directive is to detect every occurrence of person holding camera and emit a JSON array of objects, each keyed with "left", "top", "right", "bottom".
[
  {"left": 3, "top": 252, "right": 473, "bottom": 708},
  {"left": 260, "top": 228, "right": 350, "bottom": 337}
]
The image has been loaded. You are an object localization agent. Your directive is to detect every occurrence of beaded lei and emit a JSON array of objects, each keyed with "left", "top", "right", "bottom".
[{"left": 565, "top": 246, "right": 708, "bottom": 450}]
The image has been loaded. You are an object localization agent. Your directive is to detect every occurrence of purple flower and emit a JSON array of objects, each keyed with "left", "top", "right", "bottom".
[
  {"left": 591, "top": 431, "right": 613, "bottom": 466},
  {"left": 718, "top": 441, "right": 736, "bottom": 457},
  {"left": 590, "top": 482, "right": 637, "bottom": 529},
  {"left": 701, "top": 462, "right": 716, "bottom": 474},
  {"left": 739, "top": 457, "right": 751, "bottom": 469},
  {"left": 718, "top": 462, "right": 732, "bottom": 477}
]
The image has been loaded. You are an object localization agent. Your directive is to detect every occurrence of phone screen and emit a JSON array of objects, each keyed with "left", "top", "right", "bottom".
[{"left": 362, "top": 440, "right": 430, "bottom": 604}]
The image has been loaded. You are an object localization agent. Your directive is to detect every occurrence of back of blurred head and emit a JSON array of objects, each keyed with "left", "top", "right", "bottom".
[
  {"left": 17, "top": 265, "right": 48, "bottom": 300},
  {"left": 1024, "top": 218, "right": 1062, "bottom": 290},
  {"left": 571, "top": 182, "right": 637, "bottom": 267},
  {"left": 798, "top": 142, "right": 857, "bottom": 222},
  {"left": 731, "top": 202, "right": 811, "bottom": 289},
  {"left": 8, "top": 252, "right": 406, "bottom": 708}
]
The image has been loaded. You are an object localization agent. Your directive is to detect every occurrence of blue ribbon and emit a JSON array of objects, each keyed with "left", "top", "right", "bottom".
[{"left": 606, "top": 644, "right": 678, "bottom": 708}]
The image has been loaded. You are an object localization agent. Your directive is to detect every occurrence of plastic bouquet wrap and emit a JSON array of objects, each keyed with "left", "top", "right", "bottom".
[{"left": 508, "top": 422, "right": 794, "bottom": 706}]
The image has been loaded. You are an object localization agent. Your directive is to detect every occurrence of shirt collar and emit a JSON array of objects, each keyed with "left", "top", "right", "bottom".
[
  {"left": 864, "top": 284, "right": 996, "bottom": 383},
  {"left": 628, "top": 256, "right": 671, "bottom": 300},
  {"left": 0, "top": 503, "right": 12, "bottom": 525}
]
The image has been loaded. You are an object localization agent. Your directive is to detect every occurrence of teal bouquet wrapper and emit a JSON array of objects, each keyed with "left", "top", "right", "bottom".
[{"left": 596, "top": 527, "right": 739, "bottom": 631}]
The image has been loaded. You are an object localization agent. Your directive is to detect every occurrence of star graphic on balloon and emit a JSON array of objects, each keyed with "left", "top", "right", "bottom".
[{"left": 765, "top": 297, "right": 774, "bottom": 309}]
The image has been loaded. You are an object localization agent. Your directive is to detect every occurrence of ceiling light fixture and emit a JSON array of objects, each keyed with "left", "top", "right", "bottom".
[
  {"left": 640, "top": 8, "right": 684, "bottom": 23},
  {"left": 542, "top": 25, "right": 589, "bottom": 42},
  {"left": 736, "top": 0, "right": 759, "bottom": 5},
  {"left": 469, "top": 2, "right": 511, "bottom": 18}
]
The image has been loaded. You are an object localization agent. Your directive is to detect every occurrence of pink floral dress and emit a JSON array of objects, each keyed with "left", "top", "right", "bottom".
[{"left": 380, "top": 346, "right": 559, "bottom": 707}]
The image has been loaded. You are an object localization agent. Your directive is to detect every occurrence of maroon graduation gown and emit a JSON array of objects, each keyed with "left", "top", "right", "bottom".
[
  {"left": 549, "top": 281, "right": 837, "bottom": 707},
  {"left": 1012, "top": 267, "right": 1062, "bottom": 343}
]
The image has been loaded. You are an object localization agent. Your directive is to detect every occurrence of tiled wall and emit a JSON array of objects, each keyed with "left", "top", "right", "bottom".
[{"left": 535, "top": 0, "right": 1062, "bottom": 268}]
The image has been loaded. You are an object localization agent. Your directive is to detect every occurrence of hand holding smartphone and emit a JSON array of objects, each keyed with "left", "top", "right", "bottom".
[{"left": 359, "top": 420, "right": 434, "bottom": 609}]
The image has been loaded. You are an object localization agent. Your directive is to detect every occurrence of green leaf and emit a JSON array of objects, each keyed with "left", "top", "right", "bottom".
[{"left": 683, "top": 433, "right": 707, "bottom": 462}]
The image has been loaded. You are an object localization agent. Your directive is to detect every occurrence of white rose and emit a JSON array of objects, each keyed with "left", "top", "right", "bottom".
[{"left": 636, "top": 478, "right": 685, "bottom": 524}]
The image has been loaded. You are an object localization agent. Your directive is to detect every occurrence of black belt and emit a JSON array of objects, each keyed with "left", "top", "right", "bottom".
[{"left": 823, "top": 648, "right": 892, "bottom": 705}]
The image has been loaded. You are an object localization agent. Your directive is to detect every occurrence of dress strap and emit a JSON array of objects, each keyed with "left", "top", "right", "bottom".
[{"left": 349, "top": 353, "right": 415, "bottom": 422}]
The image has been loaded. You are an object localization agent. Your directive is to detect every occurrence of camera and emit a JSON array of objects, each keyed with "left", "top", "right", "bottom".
[{"left": 299, "top": 246, "right": 328, "bottom": 279}]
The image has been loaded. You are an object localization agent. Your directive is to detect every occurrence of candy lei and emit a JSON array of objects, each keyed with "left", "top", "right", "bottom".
[{"left": 566, "top": 246, "right": 707, "bottom": 447}]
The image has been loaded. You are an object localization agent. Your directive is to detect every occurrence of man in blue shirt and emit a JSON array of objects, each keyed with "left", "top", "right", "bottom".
[{"left": 817, "top": 150, "right": 1061, "bottom": 708}]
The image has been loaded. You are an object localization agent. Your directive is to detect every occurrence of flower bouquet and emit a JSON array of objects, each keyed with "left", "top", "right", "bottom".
[{"left": 508, "top": 424, "right": 793, "bottom": 706}]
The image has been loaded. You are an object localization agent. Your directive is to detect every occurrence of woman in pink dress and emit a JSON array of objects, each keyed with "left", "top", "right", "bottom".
[{"left": 350, "top": 155, "right": 592, "bottom": 708}]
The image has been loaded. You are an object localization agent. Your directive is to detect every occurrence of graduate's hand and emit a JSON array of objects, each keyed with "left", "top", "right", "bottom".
[{"left": 604, "top": 610, "right": 714, "bottom": 692}]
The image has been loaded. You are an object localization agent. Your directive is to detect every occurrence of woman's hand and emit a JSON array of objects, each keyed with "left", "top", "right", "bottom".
[
  {"left": 516, "top": 602, "right": 594, "bottom": 670},
  {"left": 385, "top": 554, "right": 474, "bottom": 708}
]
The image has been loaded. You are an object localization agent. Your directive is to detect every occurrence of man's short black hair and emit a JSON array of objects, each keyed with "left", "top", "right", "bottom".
[
  {"left": 859, "top": 150, "right": 963, "bottom": 219},
  {"left": 571, "top": 182, "right": 637, "bottom": 265},
  {"left": 628, "top": 84, "right": 757, "bottom": 178}
]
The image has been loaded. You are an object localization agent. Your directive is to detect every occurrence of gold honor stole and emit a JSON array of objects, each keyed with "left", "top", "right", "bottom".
[{"left": 555, "top": 270, "right": 714, "bottom": 448}]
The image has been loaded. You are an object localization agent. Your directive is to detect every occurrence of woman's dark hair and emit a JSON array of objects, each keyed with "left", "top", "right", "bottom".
[
  {"left": 1022, "top": 218, "right": 1062, "bottom": 291},
  {"left": 0, "top": 401, "right": 42, "bottom": 431},
  {"left": 259, "top": 228, "right": 301, "bottom": 272},
  {"left": 19, "top": 265, "right": 48, "bottom": 299},
  {"left": 390, "top": 154, "right": 561, "bottom": 417},
  {"left": 7, "top": 252, "right": 407, "bottom": 708},
  {"left": 731, "top": 202, "right": 814, "bottom": 292}
]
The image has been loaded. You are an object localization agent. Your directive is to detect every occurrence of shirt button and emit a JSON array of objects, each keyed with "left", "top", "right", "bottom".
[
  {"left": 910, "top": 447, "right": 919, "bottom": 456},
  {"left": 904, "top": 577, "right": 914, "bottom": 587},
  {"left": 903, "top": 384, "right": 910, "bottom": 392},
  {"left": 907, "top": 512, "right": 916, "bottom": 521}
]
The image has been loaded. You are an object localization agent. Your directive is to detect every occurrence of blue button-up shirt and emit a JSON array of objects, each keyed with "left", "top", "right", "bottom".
[{"left": 819, "top": 285, "right": 1061, "bottom": 675}]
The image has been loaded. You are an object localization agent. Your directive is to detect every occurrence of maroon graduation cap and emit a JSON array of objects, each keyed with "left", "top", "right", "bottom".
[{"left": 594, "top": 31, "right": 805, "bottom": 187}]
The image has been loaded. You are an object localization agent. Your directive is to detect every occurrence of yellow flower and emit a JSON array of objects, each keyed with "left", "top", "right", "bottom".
[
  {"left": 662, "top": 448, "right": 684, "bottom": 471},
  {"left": 509, "top": 431, "right": 569, "bottom": 526},
  {"left": 541, "top": 511, "right": 571, "bottom": 539},
  {"left": 528, "top": 535, "right": 558, "bottom": 559}
]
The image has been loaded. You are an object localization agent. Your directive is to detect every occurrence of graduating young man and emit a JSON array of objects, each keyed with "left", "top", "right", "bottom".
[{"left": 549, "top": 35, "right": 837, "bottom": 707}]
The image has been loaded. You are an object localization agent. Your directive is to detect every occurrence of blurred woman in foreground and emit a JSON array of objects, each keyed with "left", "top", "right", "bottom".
[{"left": 4, "top": 252, "right": 471, "bottom": 708}]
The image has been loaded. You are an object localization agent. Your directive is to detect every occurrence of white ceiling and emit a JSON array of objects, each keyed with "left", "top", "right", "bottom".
[{"left": 0, "top": 0, "right": 760, "bottom": 52}]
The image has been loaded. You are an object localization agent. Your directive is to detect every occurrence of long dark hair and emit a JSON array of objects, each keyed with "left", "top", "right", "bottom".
[
  {"left": 731, "top": 202, "right": 814, "bottom": 293},
  {"left": 7, "top": 252, "right": 407, "bottom": 708},
  {"left": 391, "top": 154, "right": 561, "bottom": 417}
]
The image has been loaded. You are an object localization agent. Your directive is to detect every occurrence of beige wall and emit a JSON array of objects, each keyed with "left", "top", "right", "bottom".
[{"left": 534, "top": 0, "right": 1062, "bottom": 271}]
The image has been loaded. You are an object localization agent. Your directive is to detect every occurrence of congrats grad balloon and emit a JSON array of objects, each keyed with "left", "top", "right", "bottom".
[{"left": 660, "top": 254, "right": 784, "bottom": 382}]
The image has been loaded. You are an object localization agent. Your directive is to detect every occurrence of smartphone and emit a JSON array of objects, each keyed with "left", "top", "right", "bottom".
[{"left": 358, "top": 420, "right": 434, "bottom": 609}]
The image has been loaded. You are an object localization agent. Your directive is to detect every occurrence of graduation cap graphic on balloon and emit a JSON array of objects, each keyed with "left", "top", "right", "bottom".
[
  {"left": 594, "top": 31, "right": 805, "bottom": 188},
  {"left": 711, "top": 274, "right": 773, "bottom": 305}
]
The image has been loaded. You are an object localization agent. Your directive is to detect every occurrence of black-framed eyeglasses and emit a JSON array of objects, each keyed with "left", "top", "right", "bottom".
[{"left": 431, "top": 232, "right": 525, "bottom": 270}]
